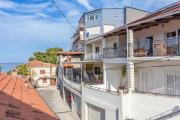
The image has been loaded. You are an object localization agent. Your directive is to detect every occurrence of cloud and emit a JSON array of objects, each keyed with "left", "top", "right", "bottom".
[
  {"left": 0, "top": 10, "right": 10, "bottom": 16},
  {"left": 0, "top": 0, "right": 15, "bottom": 9},
  {"left": 75, "top": 0, "right": 94, "bottom": 10},
  {"left": 0, "top": 0, "right": 50, "bottom": 14},
  {"left": 67, "top": 9, "right": 80, "bottom": 17},
  {"left": 0, "top": 11, "right": 73, "bottom": 63}
]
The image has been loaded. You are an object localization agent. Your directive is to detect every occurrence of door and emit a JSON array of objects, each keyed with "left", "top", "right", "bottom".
[
  {"left": 50, "top": 79, "right": 56, "bottom": 86},
  {"left": 138, "top": 71, "right": 152, "bottom": 92},
  {"left": 88, "top": 104, "right": 105, "bottom": 120},
  {"left": 166, "top": 73, "right": 174, "bottom": 95},
  {"left": 146, "top": 36, "right": 153, "bottom": 56},
  {"left": 166, "top": 73, "right": 180, "bottom": 96}
]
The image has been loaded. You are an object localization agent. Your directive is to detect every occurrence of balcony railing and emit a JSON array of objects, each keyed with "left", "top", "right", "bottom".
[
  {"left": 134, "top": 38, "right": 180, "bottom": 57},
  {"left": 103, "top": 45, "right": 127, "bottom": 58},
  {"left": 86, "top": 53, "right": 93, "bottom": 60},
  {"left": 83, "top": 71, "right": 103, "bottom": 85},
  {"left": 85, "top": 53, "right": 103, "bottom": 60},
  {"left": 95, "top": 53, "right": 103, "bottom": 60}
]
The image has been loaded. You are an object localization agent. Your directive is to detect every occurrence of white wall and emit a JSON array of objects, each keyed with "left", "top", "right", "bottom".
[
  {"left": 30, "top": 66, "right": 56, "bottom": 87},
  {"left": 103, "top": 25, "right": 114, "bottom": 33},
  {"left": 86, "top": 26, "right": 101, "bottom": 36},
  {"left": 104, "top": 63, "right": 124, "bottom": 91},
  {"left": 124, "top": 93, "right": 180, "bottom": 120},
  {"left": 82, "top": 86, "right": 123, "bottom": 120},
  {"left": 135, "top": 60, "right": 180, "bottom": 94}
]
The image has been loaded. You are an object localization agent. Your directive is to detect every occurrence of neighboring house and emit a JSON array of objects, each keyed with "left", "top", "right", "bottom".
[
  {"left": 71, "top": 7, "right": 149, "bottom": 53},
  {"left": 27, "top": 60, "right": 56, "bottom": 87},
  {"left": 58, "top": 2, "right": 180, "bottom": 120}
]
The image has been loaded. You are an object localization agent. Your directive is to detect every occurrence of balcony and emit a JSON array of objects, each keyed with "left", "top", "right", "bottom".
[
  {"left": 63, "top": 69, "right": 82, "bottom": 92},
  {"left": 86, "top": 53, "right": 103, "bottom": 60},
  {"left": 83, "top": 71, "right": 103, "bottom": 85},
  {"left": 86, "top": 53, "right": 93, "bottom": 60},
  {"left": 134, "top": 38, "right": 180, "bottom": 57},
  {"left": 95, "top": 53, "right": 103, "bottom": 60},
  {"left": 103, "top": 45, "right": 127, "bottom": 58}
]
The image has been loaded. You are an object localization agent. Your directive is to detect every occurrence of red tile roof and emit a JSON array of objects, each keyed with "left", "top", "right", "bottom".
[
  {"left": 57, "top": 52, "right": 84, "bottom": 56},
  {"left": 27, "top": 60, "right": 56, "bottom": 67},
  {"left": 0, "top": 73, "right": 58, "bottom": 120}
]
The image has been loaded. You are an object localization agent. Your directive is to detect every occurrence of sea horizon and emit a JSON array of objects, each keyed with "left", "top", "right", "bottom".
[{"left": 0, "top": 63, "right": 25, "bottom": 73}]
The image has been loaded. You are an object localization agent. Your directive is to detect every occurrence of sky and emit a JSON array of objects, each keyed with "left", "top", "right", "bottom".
[{"left": 0, "top": 0, "right": 179, "bottom": 63}]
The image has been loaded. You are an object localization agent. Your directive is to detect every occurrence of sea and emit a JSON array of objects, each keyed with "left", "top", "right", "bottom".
[{"left": 0, "top": 63, "right": 23, "bottom": 73}]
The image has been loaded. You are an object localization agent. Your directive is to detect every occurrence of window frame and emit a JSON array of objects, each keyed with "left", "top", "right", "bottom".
[
  {"left": 42, "top": 78, "right": 47, "bottom": 83},
  {"left": 40, "top": 70, "right": 45, "bottom": 74},
  {"left": 95, "top": 47, "right": 100, "bottom": 53},
  {"left": 94, "top": 67, "right": 101, "bottom": 75}
]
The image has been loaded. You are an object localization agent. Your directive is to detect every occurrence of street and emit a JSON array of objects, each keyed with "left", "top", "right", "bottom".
[{"left": 37, "top": 86, "right": 80, "bottom": 120}]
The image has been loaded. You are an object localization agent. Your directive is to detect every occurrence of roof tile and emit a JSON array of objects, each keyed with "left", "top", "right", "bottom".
[{"left": 0, "top": 73, "right": 58, "bottom": 120}]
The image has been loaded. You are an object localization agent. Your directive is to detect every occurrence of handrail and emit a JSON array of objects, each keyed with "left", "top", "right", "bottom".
[
  {"left": 84, "top": 83, "right": 121, "bottom": 96},
  {"left": 135, "top": 90, "right": 180, "bottom": 98},
  {"left": 133, "top": 38, "right": 180, "bottom": 57},
  {"left": 103, "top": 45, "right": 127, "bottom": 58},
  {"left": 146, "top": 107, "right": 180, "bottom": 120}
]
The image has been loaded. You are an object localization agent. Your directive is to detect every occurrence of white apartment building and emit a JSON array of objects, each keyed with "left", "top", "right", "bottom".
[
  {"left": 28, "top": 60, "right": 56, "bottom": 87},
  {"left": 57, "top": 2, "right": 180, "bottom": 120}
]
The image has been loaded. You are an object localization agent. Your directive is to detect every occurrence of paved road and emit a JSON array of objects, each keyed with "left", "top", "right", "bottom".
[{"left": 37, "top": 86, "right": 80, "bottom": 120}]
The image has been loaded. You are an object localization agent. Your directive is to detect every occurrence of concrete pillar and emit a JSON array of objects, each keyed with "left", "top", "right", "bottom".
[
  {"left": 127, "top": 29, "right": 135, "bottom": 92},
  {"left": 127, "top": 61, "right": 135, "bottom": 92},
  {"left": 62, "top": 86, "right": 66, "bottom": 101},
  {"left": 81, "top": 99, "right": 88, "bottom": 120},
  {"left": 103, "top": 63, "right": 108, "bottom": 90},
  {"left": 92, "top": 42, "right": 96, "bottom": 60},
  {"left": 115, "top": 35, "right": 119, "bottom": 43},
  {"left": 127, "top": 29, "right": 134, "bottom": 57},
  {"left": 102, "top": 38, "right": 106, "bottom": 49},
  {"left": 84, "top": 43, "right": 87, "bottom": 60},
  {"left": 71, "top": 93, "right": 75, "bottom": 112},
  {"left": 102, "top": 38, "right": 106, "bottom": 57}
]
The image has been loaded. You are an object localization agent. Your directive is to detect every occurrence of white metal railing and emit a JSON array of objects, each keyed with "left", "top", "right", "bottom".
[
  {"left": 86, "top": 53, "right": 93, "bottom": 60},
  {"left": 63, "top": 75, "right": 81, "bottom": 92},
  {"left": 95, "top": 53, "right": 103, "bottom": 60},
  {"left": 134, "top": 38, "right": 180, "bottom": 57},
  {"left": 103, "top": 44, "right": 127, "bottom": 58},
  {"left": 85, "top": 53, "right": 103, "bottom": 60}
]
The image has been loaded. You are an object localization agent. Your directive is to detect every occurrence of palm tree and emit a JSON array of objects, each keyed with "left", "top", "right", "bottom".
[{"left": 119, "top": 65, "right": 127, "bottom": 90}]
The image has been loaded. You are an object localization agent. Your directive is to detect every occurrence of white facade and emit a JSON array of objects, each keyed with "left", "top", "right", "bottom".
[
  {"left": 58, "top": 3, "right": 180, "bottom": 120},
  {"left": 30, "top": 66, "right": 56, "bottom": 87}
]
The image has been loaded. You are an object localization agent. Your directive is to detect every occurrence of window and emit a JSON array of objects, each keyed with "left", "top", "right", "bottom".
[
  {"left": 137, "top": 71, "right": 152, "bottom": 92},
  {"left": 94, "top": 67, "right": 101, "bottom": 75},
  {"left": 86, "top": 14, "right": 98, "bottom": 21},
  {"left": 40, "top": 70, "right": 45, "bottom": 74},
  {"left": 90, "top": 15, "right": 94, "bottom": 21},
  {"left": 167, "top": 31, "right": 176, "bottom": 38},
  {"left": 113, "top": 43, "right": 118, "bottom": 49},
  {"left": 113, "top": 15, "right": 119, "bottom": 19},
  {"left": 95, "top": 47, "right": 99, "bottom": 53},
  {"left": 42, "top": 78, "right": 47, "bottom": 83},
  {"left": 166, "top": 73, "right": 180, "bottom": 96},
  {"left": 86, "top": 32, "right": 89, "bottom": 38}
]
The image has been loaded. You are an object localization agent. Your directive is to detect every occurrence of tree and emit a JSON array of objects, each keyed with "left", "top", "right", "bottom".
[
  {"left": 29, "top": 47, "right": 63, "bottom": 64},
  {"left": 16, "top": 64, "right": 30, "bottom": 76}
]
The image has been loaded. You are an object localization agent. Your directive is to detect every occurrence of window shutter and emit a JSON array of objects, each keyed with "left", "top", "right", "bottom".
[
  {"left": 166, "top": 74, "right": 175, "bottom": 95},
  {"left": 175, "top": 74, "right": 180, "bottom": 96}
]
